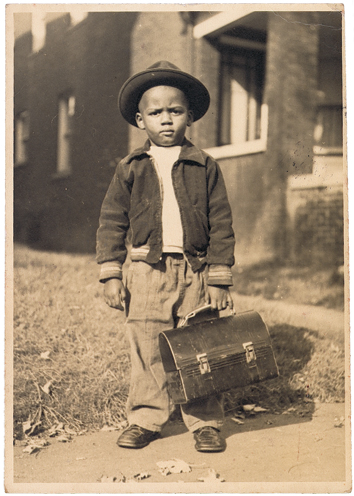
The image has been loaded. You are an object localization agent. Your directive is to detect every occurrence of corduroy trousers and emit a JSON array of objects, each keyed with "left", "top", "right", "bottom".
[{"left": 124, "top": 254, "right": 224, "bottom": 433}]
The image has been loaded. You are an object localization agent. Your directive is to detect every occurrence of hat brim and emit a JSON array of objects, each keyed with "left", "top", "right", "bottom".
[{"left": 118, "top": 67, "right": 210, "bottom": 127}]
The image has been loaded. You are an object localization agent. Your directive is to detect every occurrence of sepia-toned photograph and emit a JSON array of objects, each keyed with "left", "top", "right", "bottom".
[{"left": 6, "top": 3, "right": 350, "bottom": 492}]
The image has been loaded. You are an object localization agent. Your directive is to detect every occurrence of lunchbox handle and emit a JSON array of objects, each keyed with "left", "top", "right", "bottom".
[{"left": 179, "top": 302, "right": 235, "bottom": 327}]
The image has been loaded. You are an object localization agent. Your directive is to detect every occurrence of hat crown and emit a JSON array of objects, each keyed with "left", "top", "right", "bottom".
[
  {"left": 119, "top": 60, "right": 210, "bottom": 127},
  {"left": 147, "top": 60, "right": 181, "bottom": 71}
]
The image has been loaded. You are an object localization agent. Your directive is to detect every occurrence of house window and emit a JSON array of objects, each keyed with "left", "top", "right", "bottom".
[
  {"left": 14, "top": 111, "right": 30, "bottom": 166},
  {"left": 314, "top": 105, "right": 343, "bottom": 153},
  {"left": 219, "top": 49, "right": 265, "bottom": 146},
  {"left": 56, "top": 94, "right": 75, "bottom": 176}
]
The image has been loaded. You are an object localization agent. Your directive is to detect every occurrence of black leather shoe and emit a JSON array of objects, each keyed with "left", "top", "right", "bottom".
[
  {"left": 193, "top": 426, "right": 226, "bottom": 452},
  {"left": 117, "top": 424, "right": 160, "bottom": 449}
]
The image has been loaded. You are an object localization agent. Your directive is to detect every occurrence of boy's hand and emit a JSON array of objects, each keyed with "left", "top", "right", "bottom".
[
  {"left": 207, "top": 285, "right": 233, "bottom": 311},
  {"left": 103, "top": 278, "right": 126, "bottom": 311}
]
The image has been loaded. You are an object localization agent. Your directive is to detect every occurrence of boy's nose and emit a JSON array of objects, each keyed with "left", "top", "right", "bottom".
[{"left": 161, "top": 111, "right": 172, "bottom": 124}]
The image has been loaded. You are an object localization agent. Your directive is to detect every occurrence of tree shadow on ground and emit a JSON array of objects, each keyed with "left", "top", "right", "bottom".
[{"left": 163, "top": 324, "right": 318, "bottom": 439}]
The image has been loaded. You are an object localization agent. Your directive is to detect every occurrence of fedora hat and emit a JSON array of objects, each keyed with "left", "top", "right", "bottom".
[{"left": 118, "top": 61, "right": 210, "bottom": 127}]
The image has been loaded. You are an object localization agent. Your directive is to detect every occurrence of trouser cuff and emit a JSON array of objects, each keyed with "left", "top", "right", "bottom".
[{"left": 189, "top": 420, "right": 223, "bottom": 433}]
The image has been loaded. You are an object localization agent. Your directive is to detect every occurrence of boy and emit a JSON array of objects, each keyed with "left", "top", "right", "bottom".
[{"left": 96, "top": 61, "right": 235, "bottom": 452}]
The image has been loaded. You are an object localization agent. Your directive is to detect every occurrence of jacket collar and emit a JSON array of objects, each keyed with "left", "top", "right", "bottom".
[{"left": 125, "top": 138, "right": 207, "bottom": 167}]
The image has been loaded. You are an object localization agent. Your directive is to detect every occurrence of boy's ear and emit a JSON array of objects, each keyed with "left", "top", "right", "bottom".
[
  {"left": 135, "top": 113, "right": 145, "bottom": 130},
  {"left": 187, "top": 110, "right": 194, "bottom": 127}
]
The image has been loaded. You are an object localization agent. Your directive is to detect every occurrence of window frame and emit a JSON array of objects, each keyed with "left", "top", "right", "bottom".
[
  {"left": 199, "top": 22, "right": 269, "bottom": 159},
  {"left": 218, "top": 46, "right": 265, "bottom": 143},
  {"left": 54, "top": 93, "right": 75, "bottom": 178},
  {"left": 313, "top": 103, "right": 343, "bottom": 156},
  {"left": 14, "top": 110, "right": 30, "bottom": 167}
]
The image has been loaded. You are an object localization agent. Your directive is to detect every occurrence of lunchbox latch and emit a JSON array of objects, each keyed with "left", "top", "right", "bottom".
[
  {"left": 243, "top": 342, "right": 256, "bottom": 363},
  {"left": 196, "top": 353, "right": 211, "bottom": 374}
]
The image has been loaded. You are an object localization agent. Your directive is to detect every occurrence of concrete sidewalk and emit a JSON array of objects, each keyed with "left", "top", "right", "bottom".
[{"left": 10, "top": 402, "right": 349, "bottom": 493}]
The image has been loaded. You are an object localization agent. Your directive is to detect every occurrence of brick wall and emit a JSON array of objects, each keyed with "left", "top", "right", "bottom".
[
  {"left": 14, "top": 12, "right": 138, "bottom": 252},
  {"left": 287, "top": 186, "right": 344, "bottom": 266}
]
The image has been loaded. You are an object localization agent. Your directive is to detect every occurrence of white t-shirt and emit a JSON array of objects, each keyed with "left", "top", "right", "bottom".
[{"left": 149, "top": 145, "right": 183, "bottom": 253}]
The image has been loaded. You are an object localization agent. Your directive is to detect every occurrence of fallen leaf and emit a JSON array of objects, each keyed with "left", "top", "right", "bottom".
[
  {"left": 64, "top": 426, "right": 77, "bottom": 435},
  {"left": 287, "top": 407, "right": 296, "bottom": 412},
  {"left": 100, "top": 425, "right": 118, "bottom": 432},
  {"left": 116, "top": 420, "right": 128, "bottom": 430},
  {"left": 40, "top": 351, "right": 51, "bottom": 360},
  {"left": 243, "top": 404, "right": 256, "bottom": 412},
  {"left": 23, "top": 445, "right": 40, "bottom": 455},
  {"left": 157, "top": 459, "right": 191, "bottom": 476},
  {"left": 22, "top": 420, "right": 42, "bottom": 436},
  {"left": 22, "top": 440, "right": 49, "bottom": 454},
  {"left": 231, "top": 417, "right": 244, "bottom": 425},
  {"left": 40, "top": 380, "right": 52, "bottom": 395},
  {"left": 22, "top": 420, "right": 32, "bottom": 435},
  {"left": 134, "top": 472, "right": 150, "bottom": 481},
  {"left": 334, "top": 416, "right": 345, "bottom": 428},
  {"left": 254, "top": 406, "right": 268, "bottom": 413},
  {"left": 38, "top": 439, "right": 49, "bottom": 447},
  {"left": 99, "top": 473, "right": 125, "bottom": 483},
  {"left": 48, "top": 422, "right": 64, "bottom": 437},
  {"left": 198, "top": 469, "right": 225, "bottom": 483},
  {"left": 100, "top": 476, "right": 116, "bottom": 483}
]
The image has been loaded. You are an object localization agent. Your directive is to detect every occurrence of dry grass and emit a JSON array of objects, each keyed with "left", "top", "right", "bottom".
[
  {"left": 12, "top": 244, "right": 345, "bottom": 440},
  {"left": 232, "top": 261, "right": 344, "bottom": 311},
  {"left": 13, "top": 244, "right": 130, "bottom": 438}
]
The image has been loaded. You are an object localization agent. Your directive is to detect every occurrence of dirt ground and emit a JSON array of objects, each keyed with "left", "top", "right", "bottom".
[
  {"left": 10, "top": 256, "right": 349, "bottom": 492},
  {"left": 9, "top": 402, "right": 350, "bottom": 493}
]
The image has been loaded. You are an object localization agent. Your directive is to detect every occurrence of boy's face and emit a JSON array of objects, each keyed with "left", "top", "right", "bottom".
[{"left": 135, "top": 86, "right": 193, "bottom": 147}]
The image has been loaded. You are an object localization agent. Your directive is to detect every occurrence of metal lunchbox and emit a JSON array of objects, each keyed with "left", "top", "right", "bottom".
[{"left": 159, "top": 305, "right": 279, "bottom": 404}]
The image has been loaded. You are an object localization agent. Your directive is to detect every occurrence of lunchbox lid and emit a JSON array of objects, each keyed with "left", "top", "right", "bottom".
[{"left": 159, "top": 310, "right": 270, "bottom": 373}]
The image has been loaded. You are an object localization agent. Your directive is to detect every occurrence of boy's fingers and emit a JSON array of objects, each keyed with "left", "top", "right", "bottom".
[
  {"left": 227, "top": 294, "right": 234, "bottom": 309},
  {"left": 105, "top": 294, "right": 124, "bottom": 311},
  {"left": 209, "top": 299, "right": 216, "bottom": 310}
]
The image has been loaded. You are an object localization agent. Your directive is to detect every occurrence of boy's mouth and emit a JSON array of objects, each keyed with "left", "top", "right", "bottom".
[{"left": 160, "top": 130, "right": 174, "bottom": 135}]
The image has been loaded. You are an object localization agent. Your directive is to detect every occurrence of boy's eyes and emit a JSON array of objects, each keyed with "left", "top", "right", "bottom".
[{"left": 148, "top": 108, "right": 183, "bottom": 116}]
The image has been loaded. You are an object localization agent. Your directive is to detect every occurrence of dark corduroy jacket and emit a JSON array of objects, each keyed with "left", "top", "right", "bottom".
[{"left": 96, "top": 138, "right": 235, "bottom": 285}]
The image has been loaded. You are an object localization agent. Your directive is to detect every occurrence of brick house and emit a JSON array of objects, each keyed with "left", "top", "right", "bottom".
[{"left": 13, "top": 9, "right": 344, "bottom": 266}]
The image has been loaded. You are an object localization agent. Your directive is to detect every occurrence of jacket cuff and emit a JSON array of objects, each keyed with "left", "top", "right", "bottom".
[
  {"left": 208, "top": 264, "right": 233, "bottom": 286},
  {"left": 99, "top": 261, "right": 123, "bottom": 282}
]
